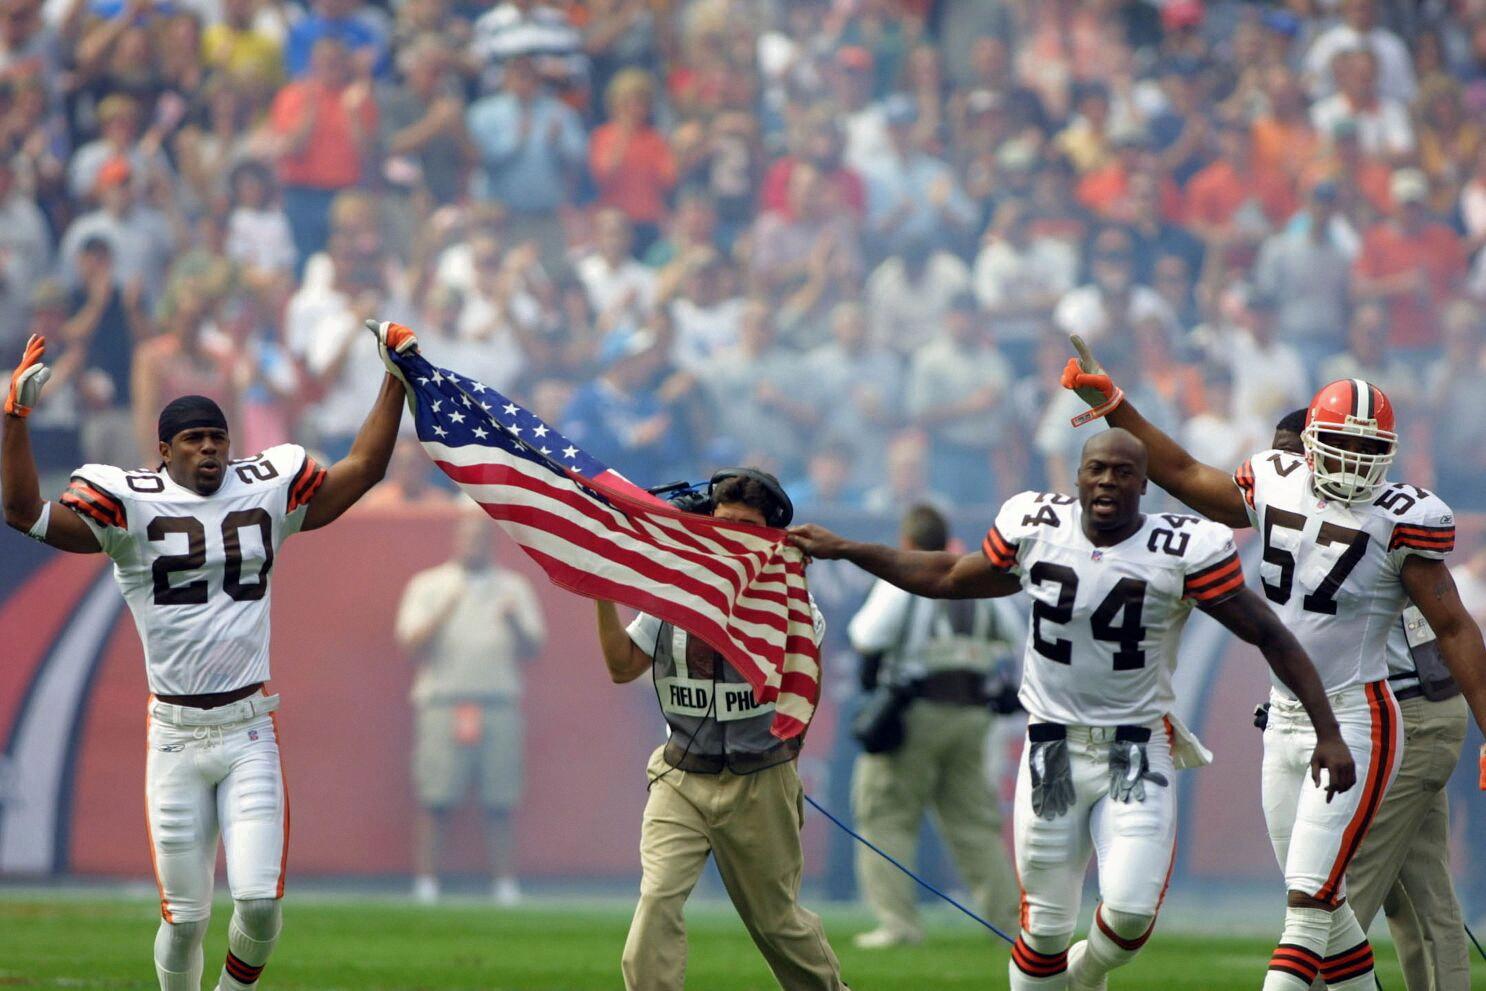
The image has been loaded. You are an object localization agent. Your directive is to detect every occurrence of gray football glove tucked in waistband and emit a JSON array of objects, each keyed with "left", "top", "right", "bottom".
[
  {"left": 1108, "top": 727, "right": 1168, "bottom": 804},
  {"left": 1028, "top": 725, "right": 1075, "bottom": 820}
]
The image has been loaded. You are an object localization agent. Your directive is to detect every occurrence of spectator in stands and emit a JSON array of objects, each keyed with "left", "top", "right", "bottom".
[
  {"left": 1425, "top": 301, "right": 1486, "bottom": 509},
  {"left": 361, "top": 437, "right": 456, "bottom": 510},
  {"left": 1184, "top": 115, "right": 1297, "bottom": 267},
  {"left": 469, "top": 0, "right": 588, "bottom": 97},
  {"left": 564, "top": 326, "right": 688, "bottom": 484},
  {"left": 589, "top": 68, "right": 675, "bottom": 255},
  {"left": 1354, "top": 167, "right": 1467, "bottom": 365},
  {"left": 224, "top": 160, "right": 298, "bottom": 291},
  {"left": 1320, "top": 300, "right": 1417, "bottom": 410},
  {"left": 1054, "top": 225, "right": 1176, "bottom": 347},
  {"left": 1304, "top": 0, "right": 1416, "bottom": 104},
  {"left": 646, "top": 188, "right": 719, "bottom": 275},
  {"left": 664, "top": 247, "right": 743, "bottom": 373},
  {"left": 790, "top": 441, "right": 863, "bottom": 513},
  {"left": 58, "top": 157, "right": 176, "bottom": 307},
  {"left": 697, "top": 298, "right": 816, "bottom": 478},
  {"left": 1215, "top": 286, "right": 1311, "bottom": 434},
  {"left": 760, "top": 107, "right": 864, "bottom": 224},
  {"left": 748, "top": 161, "right": 860, "bottom": 306},
  {"left": 905, "top": 292, "right": 1011, "bottom": 507},
  {"left": 62, "top": 236, "right": 147, "bottom": 464},
  {"left": 804, "top": 300, "right": 902, "bottom": 488},
  {"left": 285, "top": 0, "right": 388, "bottom": 80},
  {"left": 0, "top": 156, "right": 51, "bottom": 348},
  {"left": 398, "top": 509, "right": 545, "bottom": 906},
  {"left": 380, "top": 35, "right": 474, "bottom": 218},
  {"left": 1310, "top": 48, "right": 1415, "bottom": 162},
  {"left": 130, "top": 277, "right": 241, "bottom": 462},
  {"left": 269, "top": 36, "right": 379, "bottom": 266},
  {"left": 466, "top": 53, "right": 586, "bottom": 268},
  {"left": 1124, "top": 171, "right": 1204, "bottom": 289},
  {"left": 1253, "top": 180, "right": 1354, "bottom": 370},
  {"left": 1252, "top": 67, "right": 1320, "bottom": 183},
  {"left": 202, "top": 0, "right": 284, "bottom": 86},
  {"left": 863, "top": 430, "right": 947, "bottom": 516},
  {"left": 1182, "top": 363, "right": 1261, "bottom": 473},
  {"left": 972, "top": 198, "right": 1078, "bottom": 374},
  {"left": 577, "top": 208, "right": 655, "bottom": 336},
  {"left": 862, "top": 94, "right": 976, "bottom": 258},
  {"left": 67, "top": 93, "right": 174, "bottom": 202},
  {"left": 864, "top": 236, "right": 971, "bottom": 358}
]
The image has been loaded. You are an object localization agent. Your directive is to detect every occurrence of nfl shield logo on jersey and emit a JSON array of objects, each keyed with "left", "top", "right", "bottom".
[
  {"left": 1090, "top": 550, "right": 1104, "bottom": 562},
  {"left": 248, "top": 729, "right": 259, "bottom": 741}
]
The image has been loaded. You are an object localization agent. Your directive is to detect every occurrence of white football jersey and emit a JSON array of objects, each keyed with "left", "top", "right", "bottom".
[
  {"left": 983, "top": 490, "right": 1243, "bottom": 727},
  {"left": 1234, "top": 449, "right": 1455, "bottom": 696},
  {"left": 62, "top": 444, "right": 327, "bottom": 696}
]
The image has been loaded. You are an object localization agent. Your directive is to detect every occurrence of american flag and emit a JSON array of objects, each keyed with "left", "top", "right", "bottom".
[{"left": 389, "top": 348, "right": 822, "bottom": 739}]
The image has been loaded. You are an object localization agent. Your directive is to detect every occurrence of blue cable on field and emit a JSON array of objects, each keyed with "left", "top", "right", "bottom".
[
  {"left": 802, "top": 792, "right": 1016, "bottom": 946},
  {"left": 1467, "top": 921, "right": 1486, "bottom": 965}
]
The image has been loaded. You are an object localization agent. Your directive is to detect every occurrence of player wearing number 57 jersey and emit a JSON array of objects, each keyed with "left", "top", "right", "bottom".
[
  {"left": 790, "top": 429, "right": 1353, "bottom": 991},
  {"left": 1, "top": 322, "right": 418, "bottom": 991},
  {"left": 1064, "top": 339, "right": 1486, "bottom": 991}
]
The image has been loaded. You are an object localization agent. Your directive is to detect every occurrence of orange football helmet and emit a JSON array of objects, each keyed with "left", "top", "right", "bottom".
[{"left": 1301, "top": 379, "right": 1398, "bottom": 503}]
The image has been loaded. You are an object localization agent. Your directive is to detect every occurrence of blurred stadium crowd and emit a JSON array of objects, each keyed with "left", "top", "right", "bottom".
[{"left": 5, "top": 0, "right": 1486, "bottom": 515}]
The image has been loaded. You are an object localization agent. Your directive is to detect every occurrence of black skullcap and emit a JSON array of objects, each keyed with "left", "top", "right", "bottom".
[{"left": 158, "top": 395, "right": 229, "bottom": 444}]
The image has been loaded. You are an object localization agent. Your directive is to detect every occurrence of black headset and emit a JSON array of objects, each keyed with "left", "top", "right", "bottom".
[{"left": 647, "top": 467, "right": 794, "bottom": 528}]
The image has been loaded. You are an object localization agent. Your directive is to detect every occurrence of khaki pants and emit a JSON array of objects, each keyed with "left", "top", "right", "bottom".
[
  {"left": 1335, "top": 693, "right": 1470, "bottom": 991},
  {"left": 622, "top": 746, "right": 846, "bottom": 991},
  {"left": 851, "top": 702, "right": 1018, "bottom": 939}
]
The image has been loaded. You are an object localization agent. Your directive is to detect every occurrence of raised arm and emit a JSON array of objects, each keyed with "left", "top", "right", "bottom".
[
  {"left": 2, "top": 336, "right": 101, "bottom": 554},
  {"left": 300, "top": 322, "right": 415, "bottom": 532},
  {"left": 1061, "top": 336, "right": 1251, "bottom": 529},
  {"left": 1401, "top": 557, "right": 1486, "bottom": 757},
  {"left": 1202, "top": 586, "right": 1356, "bottom": 798},
  {"left": 788, "top": 524, "right": 1021, "bottom": 600}
]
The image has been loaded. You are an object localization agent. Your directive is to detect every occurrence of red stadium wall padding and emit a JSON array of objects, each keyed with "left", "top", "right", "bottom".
[{"left": 1185, "top": 641, "right": 1280, "bottom": 881}]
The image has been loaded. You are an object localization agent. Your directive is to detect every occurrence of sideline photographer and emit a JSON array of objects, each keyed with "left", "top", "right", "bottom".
[
  {"left": 593, "top": 468, "right": 848, "bottom": 991},
  {"left": 846, "top": 504, "right": 1021, "bottom": 948}
]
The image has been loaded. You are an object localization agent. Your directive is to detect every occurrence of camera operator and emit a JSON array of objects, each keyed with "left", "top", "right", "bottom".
[
  {"left": 846, "top": 504, "right": 1021, "bottom": 948},
  {"left": 593, "top": 468, "right": 847, "bottom": 991}
]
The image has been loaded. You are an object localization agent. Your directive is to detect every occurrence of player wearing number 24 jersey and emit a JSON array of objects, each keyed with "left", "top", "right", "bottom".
[
  {"left": 1, "top": 321, "right": 418, "bottom": 991},
  {"left": 790, "top": 429, "right": 1352, "bottom": 991},
  {"left": 1063, "top": 335, "right": 1486, "bottom": 991}
]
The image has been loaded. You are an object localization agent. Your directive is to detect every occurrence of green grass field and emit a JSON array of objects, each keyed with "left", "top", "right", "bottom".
[{"left": 0, "top": 893, "right": 1459, "bottom": 990}]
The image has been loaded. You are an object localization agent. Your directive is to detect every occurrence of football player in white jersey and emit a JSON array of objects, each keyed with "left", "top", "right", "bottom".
[
  {"left": 791, "top": 429, "right": 1354, "bottom": 991},
  {"left": 1062, "top": 338, "right": 1486, "bottom": 991},
  {"left": 1, "top": 322, "right": 419, "bottom": 991}
]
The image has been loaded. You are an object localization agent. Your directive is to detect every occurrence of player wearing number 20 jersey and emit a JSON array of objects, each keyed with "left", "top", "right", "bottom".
[
  {"left": 64, "top": 445, "right": 326, "bottom": 696},
  {"left": 3, "top": 322, "right": 417, "bottom": 991}
]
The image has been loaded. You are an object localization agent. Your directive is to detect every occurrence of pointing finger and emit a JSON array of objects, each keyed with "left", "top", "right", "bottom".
[{"left": 1070, "top": 334, "right": 1095, "bottom": 370}]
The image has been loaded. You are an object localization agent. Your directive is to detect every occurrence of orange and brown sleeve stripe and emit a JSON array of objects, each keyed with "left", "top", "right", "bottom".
[
  {"left": 1233, "top": 459, "right": 1257, "bottom": 510},
  {"left": 981, "top": 526, "right": 1018, "bottom": 571},
  {"left": 287, "top": 455, "right": 327, "bottom": 513},
  {"left": 1184, "top": 552, "right": 1244, "bottom": 603},
  {"left": 1388, "top": 523, "right": 1454, "bottom": 553},
  {"left": 60, "top": 477, "right": 126, "bottom": 529}
]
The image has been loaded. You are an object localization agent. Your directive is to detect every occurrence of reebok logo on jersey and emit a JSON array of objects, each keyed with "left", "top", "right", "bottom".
[
  {"left": 157, "top": 744, "right": 184, "bottom": 752},
  {"left": 248, "top": 730, "right": 259, "bottom": 741}
]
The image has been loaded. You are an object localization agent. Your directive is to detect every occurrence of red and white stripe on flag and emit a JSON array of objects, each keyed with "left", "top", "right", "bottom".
[{"left": 424, "top": 440, "right": 821, "bottom": 739}]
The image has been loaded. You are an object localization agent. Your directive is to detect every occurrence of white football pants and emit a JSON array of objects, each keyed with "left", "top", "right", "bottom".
[
  {"left": 1261, "top": 681, "right": 1402, "bottom": 903},
  {"left": 145, "top": 695, "right": 288, "bottom": 923}
]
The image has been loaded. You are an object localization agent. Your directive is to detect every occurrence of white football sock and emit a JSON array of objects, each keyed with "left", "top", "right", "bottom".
[
  {"left": 1262, "top": 906, "right": 1331, "bottom": 990},
  {"left": 1319, "top": 903, "right": 1374, "bottom": 989},
  {"left": 216, "top": 898, "right": 281, "bottom": 989},
  {"left": 1070, "top": 905, "right": 1155, "bottom": 989},
  {"left": 154, "top": 918, "right": 207, "bottom": 991}
]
